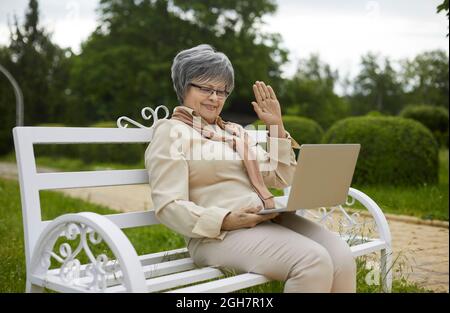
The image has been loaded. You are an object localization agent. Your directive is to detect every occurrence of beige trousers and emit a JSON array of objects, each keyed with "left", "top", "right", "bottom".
[{"left": 187, "top": 212, "right": 356, "bottom": 293}]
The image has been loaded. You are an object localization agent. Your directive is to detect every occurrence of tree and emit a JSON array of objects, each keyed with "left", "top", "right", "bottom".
[
  {"left": 0, "top": 48, "right": 16, "bottom": 154},
  {"left": 279, "top": 54, "right": 350, "bottom": 129},
  {"left": 350, "top": 53, "right": 404, "bottom": 115},
  {"left": 0, "top": 0, "right": 72, "bottom": 154},
  {"left": 401, "top": 50, "right": 449, "bottom": 109},
  {"left": 171, "top": 0, "right": 287, "bottom": 116},
  {"left": 437, "top": 0, "right": 449, "bottom": 36},
  {"left": 5, "top": 0, "right": 72, "bottom": 125},
  {"left": 68, "top": 0, "right": 288, "bottom": 124}
]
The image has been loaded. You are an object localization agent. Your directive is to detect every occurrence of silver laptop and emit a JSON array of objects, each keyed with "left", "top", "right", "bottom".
[{"left": 258, "top": 144, "right": 361, "bottom": 214}]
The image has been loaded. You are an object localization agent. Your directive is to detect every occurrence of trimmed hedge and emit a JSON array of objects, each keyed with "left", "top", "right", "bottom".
[
  {"left": 400, "top": 105, "right": 449, "bottom": 147},
  {"left": 366, "top": 111, "right": 384, "bottom": 117},
  {"left": 322, "top": 116, "right": 439, "bottom": 186},
  {"left": 252, "top": 115, "right": 324, "bottom": 144}
]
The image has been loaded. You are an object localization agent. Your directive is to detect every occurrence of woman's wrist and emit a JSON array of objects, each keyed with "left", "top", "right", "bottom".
[{"left": 268, "top": 121, "right": 286, "bottom": 138}]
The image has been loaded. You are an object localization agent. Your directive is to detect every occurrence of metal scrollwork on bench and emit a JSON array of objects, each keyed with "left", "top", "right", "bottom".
[
  {"left": 299, "top": 195, "right": 377, "bottom": 245},
  {"left": 116, "top": 105, "right": 170, "bottom": 129},
  {"left": 40, "top": 223, "right": 122, "bottom": 291}
]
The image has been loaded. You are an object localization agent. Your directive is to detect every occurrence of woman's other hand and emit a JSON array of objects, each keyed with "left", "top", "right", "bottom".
[
  {"left": 251, "top": 81, "right": 286, "bottom": 138},
  {"left": 221, "top": 205, "right": 279, "bottom": 231}
]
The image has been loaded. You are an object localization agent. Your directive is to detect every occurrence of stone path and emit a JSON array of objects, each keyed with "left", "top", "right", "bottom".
[{"left": 1, "top": 161, "right": 448, "bottom": 292}]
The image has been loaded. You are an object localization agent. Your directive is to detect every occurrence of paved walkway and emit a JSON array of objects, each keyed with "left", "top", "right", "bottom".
[{"left": 1, "top": 162, "right": 448, "bottom": 292}]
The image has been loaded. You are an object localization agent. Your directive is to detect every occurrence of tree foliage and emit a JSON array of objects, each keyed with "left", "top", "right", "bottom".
[
  {"left": 279, "top": 54, "right": 350, "bottom": 129},
  {"left": 350, "top": 53, "right": 404, "bottom": 115},
  {"left": 437, "top": 0, "right": 449, "bottom": 36},
  {"left": 67, "top": 0, "right": 288, "bottom": 124},
  {"left": 0, "top": 0, "right": 448, "bottom": 157},
  {"left": 401, "top": 50, "right": 449, "bottom": 109},
  {"left": 0, "top": 0, "right": 72, "bottom": 153},
  {"left": 6, "top": 0, "right": 72, "bottom": 125}
]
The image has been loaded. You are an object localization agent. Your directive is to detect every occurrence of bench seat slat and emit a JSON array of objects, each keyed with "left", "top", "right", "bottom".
[
  {"left": 138, "top": 247, "right": 189, "bottom": 266},
  {"left": 167, "top": 273, "right": 271, "bottom": 293},
  {"left": 349, "top": 240, "right": 387, "bottom": 257},
  {"left": 44, "top": 257, "right": 196, "bottom": 291},
  {"left": 30, "top": 275, "right": 90, "bottom": 293},
  {"left": 36, "top": 266, "right": 224, "bottom": 293},
  {"left": 46, "top": 247, "right": 190, "bottom": 277},
  {"left": 106, "top": 267, "right": 224, "bottom": 293}
]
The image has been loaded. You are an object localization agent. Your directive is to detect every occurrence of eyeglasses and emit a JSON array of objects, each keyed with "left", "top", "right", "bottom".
[{"left": 189, "top": 83, "right": 230, "bottom": 99}]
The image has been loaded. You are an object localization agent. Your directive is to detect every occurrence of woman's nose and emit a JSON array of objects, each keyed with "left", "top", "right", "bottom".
[{"left": 208, "top": 90, "right": 219, "bottom": 101}]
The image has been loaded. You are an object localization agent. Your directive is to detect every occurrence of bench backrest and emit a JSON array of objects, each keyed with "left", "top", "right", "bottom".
[{"left": 13, "top": 126, "right": 269, "bottom": 269}]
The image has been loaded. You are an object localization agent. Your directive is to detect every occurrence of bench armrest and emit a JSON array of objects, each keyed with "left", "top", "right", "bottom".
[
  {"left": 347, "top": 187, "right": 392, "bottom": 246},
  {"left": 276, "top": 186, "right": 392, "bottom": 247},
  {"left": 29, "top": 212, "right": 147, "bottom": 292}
]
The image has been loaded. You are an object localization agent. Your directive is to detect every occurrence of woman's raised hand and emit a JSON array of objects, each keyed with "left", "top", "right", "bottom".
[
  {"left": 251, "top": 81, "right": 283, "bottom": 127},
  {"left": 221, "top": 205, "right": 279, "bottom": 231},
  {"left": 252, "top": 81, "right": 286, "bottom": 138}
]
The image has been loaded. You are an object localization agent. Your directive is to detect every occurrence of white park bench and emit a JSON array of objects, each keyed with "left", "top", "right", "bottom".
[{"left": 13, "top": 106, "right": 393, "bottom": 293}]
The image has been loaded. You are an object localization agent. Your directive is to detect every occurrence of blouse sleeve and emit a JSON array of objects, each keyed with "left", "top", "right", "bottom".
[
  {"left": 145, "top": 120, "right": 230, "bottom": 239},
  {"left": 252, "top": 129, "right": 300, "bottom": 189}
]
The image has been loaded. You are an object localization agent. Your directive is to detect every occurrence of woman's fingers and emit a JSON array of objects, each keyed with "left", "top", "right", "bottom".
[
  {"left": 254, "top": 81, "right": 274, "bottom": 99},
  {"left": 239, "top": 206, "right": 279, "bottom": 228},
  {"left": 256, "top": 81, "right": 269, "bottom": 100},
  {"left": 246, "top": 206, "right": 277, "bottom": 218},
  {"left": 267, "top": 85, "right": 277, "bottom": 100},
  {"left": 243, "top": 205, "right": 262, "bottom": 214},
  {"left": 252, "top": 83, "right": 263, "bottom": 103},
  {"left": 253, "top": 84, "right": 268, "bottom": 111},
  {"left": 252, "top": 101, "right": 264, "bottom": 116},
  {"left": 258, "top": 212, "right": 279, "bottom": 223},
  {"left": 260, "top": 82, "right": 271, "bottom": 99},
  {"left": 254, "top": 81, "right": 280, "bottom": 115}
]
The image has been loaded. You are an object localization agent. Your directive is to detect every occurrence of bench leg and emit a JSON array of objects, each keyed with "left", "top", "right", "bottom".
[
  {"left": 26, "top": 280, "right": 44, "bottom": 293},
  {"left": 380, "top": 248, "right": 393, "bottom": 293}
]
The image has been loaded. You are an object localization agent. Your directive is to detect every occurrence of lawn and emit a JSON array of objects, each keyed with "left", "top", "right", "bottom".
[{"left": 0, "top": 177, "right": 430, "bottom": 293}]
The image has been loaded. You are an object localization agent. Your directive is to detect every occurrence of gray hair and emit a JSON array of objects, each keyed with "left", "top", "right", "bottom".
[{"left": 171, "top": 44, "right": 234, "bottom": 104}]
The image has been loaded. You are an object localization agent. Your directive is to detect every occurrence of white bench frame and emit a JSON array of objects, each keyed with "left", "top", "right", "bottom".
[{"left": 13, "top": 110, "right": 393, "bottom": 293}]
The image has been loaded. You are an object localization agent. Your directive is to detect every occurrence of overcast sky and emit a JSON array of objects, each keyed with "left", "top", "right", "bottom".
[{"left": 1, "top": 0, "right": 448, "bottom": 80}]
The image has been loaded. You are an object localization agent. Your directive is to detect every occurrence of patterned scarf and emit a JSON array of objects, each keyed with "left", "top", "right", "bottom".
[{"left": 171, "top": 106, "right": 275, "bottom": 209}]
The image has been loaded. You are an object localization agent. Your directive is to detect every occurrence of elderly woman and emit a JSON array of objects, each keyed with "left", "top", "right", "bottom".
[{"left": 145, "top": 44, "right": 356, "bottom": 293}]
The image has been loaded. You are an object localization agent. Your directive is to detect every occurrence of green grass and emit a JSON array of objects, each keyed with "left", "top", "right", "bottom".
[
  {"left": 352, "top": 149, "right": 449, "bottom": 221},
  {"left": 0, "top": 177, "right": 185, "bottom": 292},
  {"left": 0, "top": 177, "right": 432, "bottom": 293},
  {"left": 0, "top": 152, "right": 141, "bottom": 171}
]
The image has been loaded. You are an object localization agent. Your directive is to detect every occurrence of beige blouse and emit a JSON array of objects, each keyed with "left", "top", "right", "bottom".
[{"left": 144, "top": 106, "right": 300, "bottom": 245}]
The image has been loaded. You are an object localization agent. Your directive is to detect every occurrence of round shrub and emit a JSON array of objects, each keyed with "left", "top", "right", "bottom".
[
  {"left": 252, "top": 115, "right": 324, "bottom": 144},
  {"left": 322, "top": 116, "right": 439, "bottom": 186},
  {"left": 400, "top": 105, "right": 449, "bottom": 147},
  {"left": 365, "top": 111, "right": 384, "bottom": 117}
]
